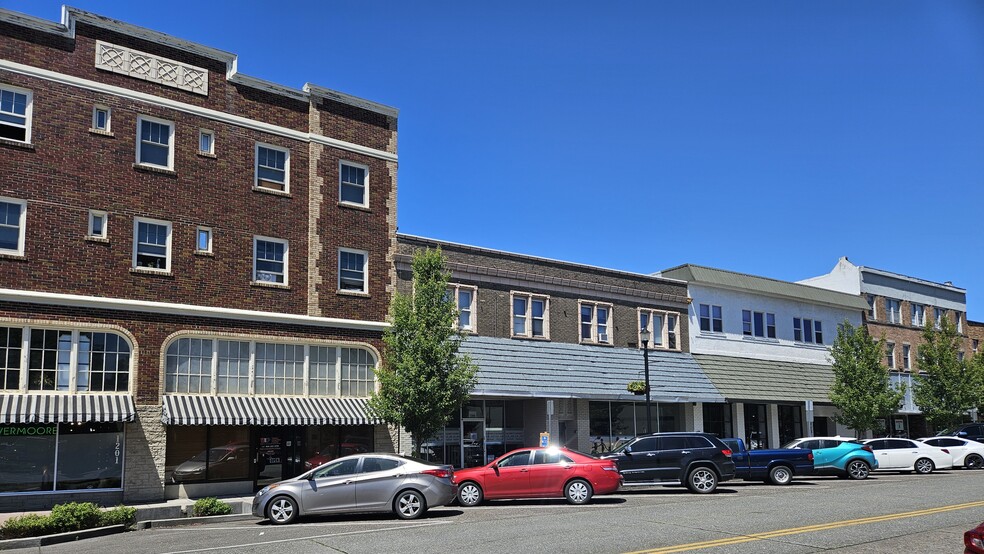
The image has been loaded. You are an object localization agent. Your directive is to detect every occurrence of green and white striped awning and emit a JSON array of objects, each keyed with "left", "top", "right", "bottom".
[
  {"left": 0, "top": 394, "right": 136, "bottom": 423},
  {"left": 162, "top": 395, "right": 380, "bottom": 426}
]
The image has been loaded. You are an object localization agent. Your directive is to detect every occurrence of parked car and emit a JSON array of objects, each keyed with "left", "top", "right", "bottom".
[
  {"left": 601, "top": 432, "right": 736, "bottom": 494},
  {"left": 454, "top": 446, "right": 621, "bottom": 506},
  {"left": 938, "top": 423, "right": 984, "bottom": 444},
  {"left": 966, "top": 521, "right": 984, "bottom": 554},
  {"left": 303, "top": 442, "right": 371, "bottom": 470},
  {"left": 861, "top": 438, "right": 953, "bottom": 474},
  {"left": 781, "top": 437, "right": 877, "bottom": 479},
  {"left": 720, "top": 437, "right": 814, "bottom": 485},
  {"left": 252, "top": 454, "right": 455, "bottom": 524},
  {"left": 918, "top": 436, "right": 984, "bottom": 470}
]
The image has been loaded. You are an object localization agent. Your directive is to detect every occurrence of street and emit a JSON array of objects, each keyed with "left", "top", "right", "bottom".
[{"left": 16, "top": 470, "right": 984, "bottom": 553}]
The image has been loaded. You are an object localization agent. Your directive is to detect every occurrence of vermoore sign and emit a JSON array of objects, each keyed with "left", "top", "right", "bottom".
[{"left": 0, "top": 425, "right": 57, "bottom": 436}]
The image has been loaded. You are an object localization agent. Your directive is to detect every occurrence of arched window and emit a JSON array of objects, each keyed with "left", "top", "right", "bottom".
[{"left": 0, "top": 326, "right": 131, "bottom": 392}]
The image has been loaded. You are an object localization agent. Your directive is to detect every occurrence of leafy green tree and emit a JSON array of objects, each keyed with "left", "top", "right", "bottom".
[
  {"left": 828, "top": 321, "right": 905, "bottom": 437},
  {"left": 913, "top": 318, "right": 976, "bottom": 430},
  {"left": 368, "top": 247, "right": 478, "bottom": 456}
]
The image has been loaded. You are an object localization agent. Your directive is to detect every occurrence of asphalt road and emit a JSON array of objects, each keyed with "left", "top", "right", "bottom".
[{"left": 15, "top": 470, "right": 984, "bottom": 553}]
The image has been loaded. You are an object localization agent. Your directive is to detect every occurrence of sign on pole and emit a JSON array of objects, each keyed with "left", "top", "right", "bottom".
[{"left": 539, "top": 432, "right": 550, "bottom": 447}]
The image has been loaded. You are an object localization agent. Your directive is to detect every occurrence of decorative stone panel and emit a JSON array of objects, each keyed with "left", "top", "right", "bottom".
[{"left": 95, "top": 40, "right": 208, "bottom": 96}]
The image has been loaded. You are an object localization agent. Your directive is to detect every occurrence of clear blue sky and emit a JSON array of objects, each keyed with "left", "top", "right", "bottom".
[{"left": 6, "top": 1, "right": 984, "bottom": 313}]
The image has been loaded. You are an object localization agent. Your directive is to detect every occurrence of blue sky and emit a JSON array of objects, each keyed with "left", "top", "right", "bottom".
[{"left": 6, "top": 1, "right": 984, "bottom": 312}]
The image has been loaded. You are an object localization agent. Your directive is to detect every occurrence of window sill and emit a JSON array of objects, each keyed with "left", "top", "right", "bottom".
[
  {"left": 698, "top": 331, "right": 727, "bottom": 339},
  {"left": 84, "top": 236, "right": 110, "bottom": 244},
  {"left": 197, "top": 151, "right": 217, "bottom": 159},
  {"left": 194, "top": 250, "right": 214, "bottom": 257},
  {"left": 251, "top": 281, "right": 290, "bottom": 290},
  {"left": 510, "top": 335, "right": 550, "bottom": 342},
  {"left": 0, "top": 138, "right": 34, "bottom": 150},
  {"left": 130, "top": 267, "right": 173, "bottom": 277},
  {"left": 337, "top": 202, "right": 371, "bottom": 212},
  {"left": 252, "top": 186, "right": 291, "bottom": 198},
  {"left": 0, "top": 252, "right": 27, "bottom": 261},
  {"left": 133, "top": 163, "right": 177, "bottom": 177},
  {"left": 791, "top": 341, "right": 828, "bottom": 349},
  {"left": 580, "top": 340, "right": 614, "bottom": 347},
  {"left": 741, "top": 336, "right": 780, "bottom": 344},
  {"left": 337, "top": 289, "right": 370, "bottom": 297},
  {"left": 88, "top": 128, "right": 114, "bottom": 137}
]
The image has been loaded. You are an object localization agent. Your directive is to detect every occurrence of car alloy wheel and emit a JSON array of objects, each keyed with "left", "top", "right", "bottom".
[
  {"left": 267, "top": 496, "right": 297, "bottom": 525},
  {"left": 914, "top": 458, "right": 934, "bottom": 474},
  {"left": 687, "top": 467, "right": 718, "bottom": 494},
  {"left": 965, "top": 454, "right": 984, "bottom": 470},
  {"left": 565, "top": 479, "right": 592, "bottom": 505},
  {"left": 847, "top": 460, "right": 870, "bottom": 480},
  {"left": 769, "top": 465, "right": 792, "bottom": 486},
  {"left": 458, "top": 483, "right": 483, "bottom": 507},
  {"left": 394, "top": 490, "right": 426, "bottom": 520}
]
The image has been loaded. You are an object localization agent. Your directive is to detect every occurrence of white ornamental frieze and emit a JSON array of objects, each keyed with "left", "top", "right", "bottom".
[{"left": 94, "top": 41, "right": 208, "bottom": 96}]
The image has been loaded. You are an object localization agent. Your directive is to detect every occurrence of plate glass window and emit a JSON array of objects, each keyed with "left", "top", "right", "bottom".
[
  {"left": 134, "top": 219, "right": 170, "bottom": 270},
  {"left": 340, "top": 162, "right": 367, "bottom": 206},
  {"left": 254, "top": 238, "right": 287, "bottom": 284},
  {"left": 0, "top": 86, "right": 30, "bottom": 142},
  {"left": 339, "top": 250, "right": 367, "bottom": 292},
  {"left": 88, "top": 211, "right": 107, "bottom": 238},
  {"left": 256, "top": 145, "right": 288, "bottom": 191},
  {"left": 137, "top": 117, "right": 173, "bottom": 168},
  {"left": 199, "top": 130, "right": 214, "bottom": 154},
  {"left": 92, "top": 106, "right": 110, "bottom": 132},
  {"left": 0, "top": 199, "right": 26, "bottom": 255}
]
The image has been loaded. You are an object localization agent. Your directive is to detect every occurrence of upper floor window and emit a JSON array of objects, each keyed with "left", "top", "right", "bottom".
[
  {"left": 742, "top": 310, "right": 776, "bottom": 339},
  {"left": 340, "top": 161, "right": 368, "bottom": 207},
  {"left": 198, "top": 129, "right": 214, "bottom": 155},
  {"left": 639, "top": 309, "right": 680, "bottom": 351},
  {"left": 955, "top": 311, "right": 963, "bottom": 333},
  {"left": 447, "top": 284, "right": 477, "bottom": 332},
  {"left": 958, "top": 351, "right": 965, "bottom": 362},
  {"left": 255, "top": 144, "right": 289, "bottom": 192},
  {"left": 338, "top": 248, "right": 368, "bottom": 293},
  {"left": 0, "top": 197, "right": 27, "bottom": 256},
  {"left": 88, "top": 210, "right": 107, "bottom": 239},
  {"left": 579, "top": 301, "right": 612, "bottom": 344},
  {"left": 164, "top": 336, "right": 375, "bottom": 397},
  {"left": 865, "top": 295, "right": 876, "bottom": 320},
  {"left": 512, "top": 293, "right": 548, "bottom": 339},
  {"left": 92, "top": 106, "right": 111, "bottom": 133},
  {"left": 136, "top": 115, "right": 174, "bottom": 169},
  {"left": 973, "top": 339, "right": 979, "bottom": 354},
  {"left": 0, "top": 85, "right": 32, "bottom": 143},
  {"left": 902, "top": 344, "right": 911, "bottom": 370},
  {"left": 0, "top": 326, "right": 131, "bottom": 392},
  {"left": 793, "top": 318, "right": 823, "bottom": 344},
  {"left": 934, "top": 307, "right": 947, "bottom": 329},
  {"left": 911, "top": 303, "right": 925, "bottom": 327},
  {"left": 253, "top": 236, "right": 288, "bottom": 285},
  {"left": 886, "top": 342, "right": 896, "bottom": 369},
  {"left": 196, "top": 226, "right": 212, "bottom": 253},
  {"left": 886, "top": 299, "right": 901, "bottom": 324},
  {"left": 699, "top": 304, "right": 723, "bottom": 333},
  {"left": 132, "top": 217, "right": 171, "bottom": 272}
]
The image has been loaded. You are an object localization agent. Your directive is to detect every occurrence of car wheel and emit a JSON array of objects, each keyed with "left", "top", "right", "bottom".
[
  {"left": 768, "top": 465, "right": 793, "bottom": 486},
  {"left": 564, "top": 479, "right": 593, "bottom": 505},
  {"left": 266, "top": 495, "right": 298, "bottom": 525},
  {"left": 686, "top": 467, "right": 718, "bottom": 494},
  {"left": 914, "top": 458, "right": 934, "bottom": 474},
  {"left": 458, "top": 482, "right": 483, "bottom": 507},
  {"left": 964, "top": 454, "right": 984, "bottom": 470},
  {"left": 394, "top": 489, "right": 426, "bottom": 520},
  {"left": 846, "top": 460, "right": 870, "bottom": 480}
]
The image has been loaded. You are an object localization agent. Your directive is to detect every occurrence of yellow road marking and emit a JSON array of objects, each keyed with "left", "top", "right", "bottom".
[{"left": 627, "top": 500, "right": 984, "bottom": 554}]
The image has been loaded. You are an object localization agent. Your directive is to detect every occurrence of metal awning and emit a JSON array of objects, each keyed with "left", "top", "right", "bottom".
[
  {"left": 161, "top": 395, "right": 380, "bottom": 426},
  {"left": 0, "top": 394, "right": 136, "bottom": 423}
]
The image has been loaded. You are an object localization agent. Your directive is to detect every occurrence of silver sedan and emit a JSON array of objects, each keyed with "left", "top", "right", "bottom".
[{"left": 252, "top": 453, "right": 456, "bottom": 524}]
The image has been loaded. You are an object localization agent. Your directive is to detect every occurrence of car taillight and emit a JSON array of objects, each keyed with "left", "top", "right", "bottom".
[
  {"left": 422, "top": 469, "right": 452, "bottom": 479},
  {"left": 808, "top": 452, "right": 814, "bottom": 461},
  {"left": 601, "top": 463, "right": 619, "bottom": 472},
  {"left": 965, "top": 526, "right": 984, "bottom": 553},
  {"left": 721, "top": 449, "right": 732, "bottom": 458},
  {"left": 861, "top": 445, "right": 873, "bottom": 452}
]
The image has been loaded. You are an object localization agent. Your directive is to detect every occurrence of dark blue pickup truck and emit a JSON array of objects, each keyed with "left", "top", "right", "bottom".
[{"left": 721, "top": 438, "right": 815, "bottom": 485}]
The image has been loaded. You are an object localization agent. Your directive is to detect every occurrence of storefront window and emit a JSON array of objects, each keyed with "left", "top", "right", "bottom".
[
  {"left": 165, "top": 426, "right": 207, "bottom": 484},
  {"left": 589, "top": 401, "right": 686, "bottom": 448},
  {"left": 206, "top": 427, "right": 250, "bottom": 481},
  {"left": 0, "top": 423, "right": 123, "bottom": 494},
  {"left": 702, "top": 403, "right": 733, "bottom": 438},
  {"left": 0, "top": 424, "right": 56, "bottom": 492}
]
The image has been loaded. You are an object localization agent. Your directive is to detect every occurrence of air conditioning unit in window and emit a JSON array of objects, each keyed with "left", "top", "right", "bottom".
[{"left": 598, "top": 333, "right": 609, "bottom": 343}]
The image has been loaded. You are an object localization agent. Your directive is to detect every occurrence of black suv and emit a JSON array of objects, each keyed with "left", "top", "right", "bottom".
[
  {"left": 601, "top": 432, "right": 736, "bottom": 493},
  {"left": 938, "top": 423, "right": 984, "bottom": 443}
]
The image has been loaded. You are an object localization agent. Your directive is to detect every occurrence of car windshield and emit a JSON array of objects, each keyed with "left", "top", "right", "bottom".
[{"left": 936, "top": 428, "right": 956, "bottom": 436}]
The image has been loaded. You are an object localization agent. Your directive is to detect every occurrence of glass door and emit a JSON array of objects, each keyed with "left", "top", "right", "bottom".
[
  {"left": 461, "top": 419, "right": 485, "bottom": 468},
  {"left": 255, "top": 427, "right": 284, "bottom": 489}
]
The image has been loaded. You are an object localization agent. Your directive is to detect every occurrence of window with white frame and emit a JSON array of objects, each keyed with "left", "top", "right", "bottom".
[
  {"left": 338, "top": 248, "right": 368, "bottom": 293},
  {"left": 448, "top": 284, "right": 477, "bottom": 332},
  {"left": 92, "top": 106, "right": 111, "bottom": 133},
  {"left": 886, "top": 299, "right": 901, "bottom": 324},
  {"left": 955, "top": 311, "right": 963, "bottom": 333},
  {"left": 0, "top": 198, "right": 27, "bottom": 256},
  {"left": 196, "top": 226, "right": 212, "bottom": 253},
  {"left": 339, "top": 161, "right": 368, "bottom": 207},
  {"left": 88, "top": 210, "right": 107, "bottom": 239},
  {"left": 958, "top": 351, "right": 965, "bottom": 362},
  {"left": 973, "top": 339, "right": 979, "bottom": 354},
  {"left": 253, "top": 236, "right": 288, "bottom": 284},
  {"left": 198, "top": 129, "right": 214, "bottom": 155},
  {"left": 793, "top": 317, "right": 824, "bottom": 344},
  {"left": 512, "top": 293, "right": 548, "bottom": 339},
  {"left": 911, "top": 303, "right": 925, "bottom": 327},
  {"left": 164, "top": 337, "right": 376, "bottom": 397},
  {"left": 865, "top": 295, "right": 876, "bottom": 321},
  {"left": 886, "top": 342, "right": 895, "bottom": 369},
  {"left": 579, "top": 301, "right": 612, "bottom": 344},
  {"left": 742, "top": 310, "right": 776, "bottom": 339},
  {"left": 132, "top": 218, "right": 171, "bottom": 271},
  {"left": 639, "top": 309, "right": 681, "bottom": 351},
  {"left": 934, "top": 307, "right": 947, "bottom": 329},
  {"left": 136, "top": 115, "right": 174, "bottom": 169},
  {"left": 699, "top": 304, "right": 723, "bottom": 333},
  {"left": 902, "top": 344, "right": 911, "bottom": 370},
  {"left": 255, "top": 143, "right": 289, "bottom": 191},
  {"left": 0, "top": 85, "right": 32, "bottom": 143},
  {"left": 0, "top": 326, "right": 131, "bottom": 392}
]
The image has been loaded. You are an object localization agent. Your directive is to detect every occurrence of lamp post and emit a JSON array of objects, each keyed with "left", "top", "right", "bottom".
[{"left": 640, "top": 328, "right": 652, "bottom": 435}]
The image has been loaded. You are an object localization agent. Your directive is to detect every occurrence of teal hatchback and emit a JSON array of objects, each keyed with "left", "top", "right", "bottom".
[{"left": 781, "top": 437, "right": 878, "bottom": 480}]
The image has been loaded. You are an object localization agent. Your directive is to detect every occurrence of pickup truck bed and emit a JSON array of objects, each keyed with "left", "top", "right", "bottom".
[{"left": 721, "top": 437, "right": 815, "bottom": 485}]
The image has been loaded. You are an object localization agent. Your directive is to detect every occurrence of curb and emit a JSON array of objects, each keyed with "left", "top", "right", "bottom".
[
  {"left": 0, "top": 524, "right": 125, "bottom": 550},
  {"left": 135, "top": 513, "right": 259, "bottom": 529}
]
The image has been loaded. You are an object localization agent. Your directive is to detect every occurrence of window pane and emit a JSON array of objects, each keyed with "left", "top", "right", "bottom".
[
  {"left": 56, "top": 423, "right": 124, "bottom": 490},
  {"left": 0, "top": 423, "right": 56, "bottom": 492}
]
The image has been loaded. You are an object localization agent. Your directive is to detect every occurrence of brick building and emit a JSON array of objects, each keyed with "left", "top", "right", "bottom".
[
  {"left": 0, "top": 7, "right": 399, "bottom": 509},
  {"left": 396, "top": 235, "right": 724, "bottom": 466}
]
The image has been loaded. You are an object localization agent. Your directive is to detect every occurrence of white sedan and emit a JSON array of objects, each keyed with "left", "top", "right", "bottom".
[
  {"left": 918, "top": 437, "right": 984, "bottom": 470},
  {"left": 861, "top": 438, "right": 953, "bottom": 474}
]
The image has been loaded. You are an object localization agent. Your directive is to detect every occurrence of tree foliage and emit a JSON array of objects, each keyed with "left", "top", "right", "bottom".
[
  {"left": 828, "top": 320, "right": 905, "bottom": 437},
  {"left": 368, "top": 247, "right": 478, "bottom": 456},
  {"left": 913, "top": 318, "right": 980, "bottom": 430}
]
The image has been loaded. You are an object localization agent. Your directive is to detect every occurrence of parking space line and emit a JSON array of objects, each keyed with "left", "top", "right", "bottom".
[{"left": 626, "top": 500, "right": 984, "bottom": 554}]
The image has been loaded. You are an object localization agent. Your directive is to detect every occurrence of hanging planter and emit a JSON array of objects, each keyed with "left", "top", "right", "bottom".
[{"left": 626, "top": 381, "right": 648, "bottom": 395}]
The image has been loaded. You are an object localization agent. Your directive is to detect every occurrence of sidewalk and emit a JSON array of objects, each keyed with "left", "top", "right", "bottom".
[{"left": 0, "top": 495, "right": 257, "bottom": 526}]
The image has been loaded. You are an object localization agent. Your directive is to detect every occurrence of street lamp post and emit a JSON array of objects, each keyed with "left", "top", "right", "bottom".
[{"left": 640, "top": 328, "right": 652, "bottom": 435}]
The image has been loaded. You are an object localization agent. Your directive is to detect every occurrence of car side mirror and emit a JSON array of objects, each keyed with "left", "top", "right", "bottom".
[
  {"left": 624, "top": 446, "right": 632, "bottom": 455},
  {"left": 957, "top": 431, "right": 968, "bottom": 437},
  {"left": 491, "top": 463, "right": 499, "bottom": 475}
]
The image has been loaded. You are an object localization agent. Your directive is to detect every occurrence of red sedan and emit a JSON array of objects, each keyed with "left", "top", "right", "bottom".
[
  {"left": 454, "top": 446, "right": 621, "bottom": 506},
  {"left": 967, "top": 521, "right": 984, "bottom": 554}
]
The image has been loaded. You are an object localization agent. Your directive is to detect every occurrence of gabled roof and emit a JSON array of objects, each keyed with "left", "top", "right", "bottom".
[
  {"left": 659, "top": 264, "right": 870, "bottom": 311},
  {"left": 459, "top": 336, "right": 724, "bottom": 403},
  {"left": 692, "top": 354, "right": 833, "bottom": 403}
]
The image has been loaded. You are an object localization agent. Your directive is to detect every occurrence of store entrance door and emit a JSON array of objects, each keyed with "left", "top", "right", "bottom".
[
  {"left": 254, "top": 427, "right": 305, "bottom": 490},
  {"left": 461, "top": 419, "right": 485, "bottom": 468}
]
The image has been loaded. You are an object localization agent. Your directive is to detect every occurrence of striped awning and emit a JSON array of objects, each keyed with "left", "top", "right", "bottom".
[
  {"left": 0, "top": 394, "right": 136, "bottom": 423},
  {"left": 161, "top": 395, "right": 380, "bottom": 426}
]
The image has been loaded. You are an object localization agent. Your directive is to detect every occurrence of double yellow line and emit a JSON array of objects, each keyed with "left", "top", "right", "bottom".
[{"left": 628, "top": 500, "right": 984, "bottom": 553}]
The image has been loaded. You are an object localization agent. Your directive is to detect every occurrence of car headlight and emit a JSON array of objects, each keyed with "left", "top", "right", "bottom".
[{"left": 256, "top": 484, "right": 279, "bottom": 497}]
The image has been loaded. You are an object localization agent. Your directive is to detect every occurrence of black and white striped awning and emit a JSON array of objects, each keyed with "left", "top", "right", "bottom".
[
  {"left": 0, "top": 394, "right": 136, "bottom": 423},
  {"left": 161, "top": 395, "right": 380, "bottom": 426}
]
